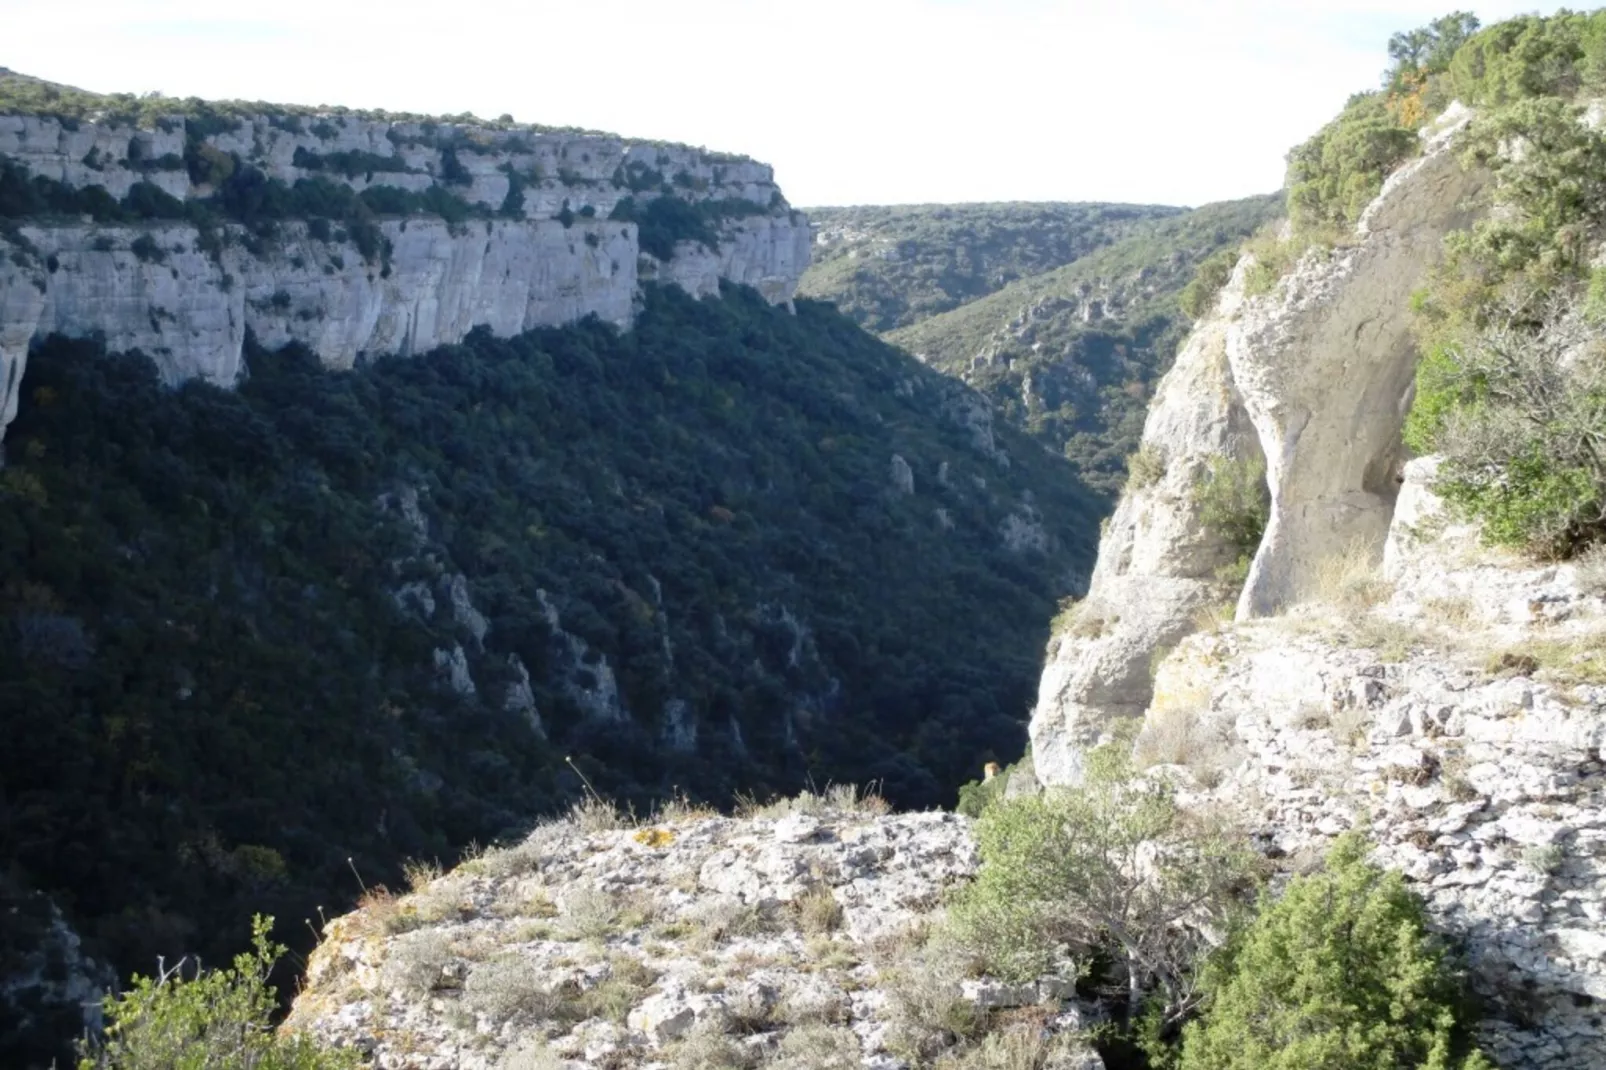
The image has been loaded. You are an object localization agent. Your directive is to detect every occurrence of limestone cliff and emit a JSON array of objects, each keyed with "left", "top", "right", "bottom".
[
  {"left": 1026, "top": 99, "right": 1606, "bottom": 1069},
  {"left": 1029, "top": 104, "right": 1483, "bottom": 784},
  {"left": 0, "top": 101, "right": 811, "bottom": 440}
]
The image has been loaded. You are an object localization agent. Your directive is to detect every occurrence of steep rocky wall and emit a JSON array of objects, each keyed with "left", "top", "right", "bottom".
[
  {"left": 1027, "top": 293, "right": 1262, "bottom": 784},
  {"left": 0, "top": 111, "right": 812, "bottom": 440},
  {"left": 1230, "top": 104, "right": 1486, "bottom": 618},
  {"left": 1030, "top": 105, "right": 1487, "bottom": 789}
]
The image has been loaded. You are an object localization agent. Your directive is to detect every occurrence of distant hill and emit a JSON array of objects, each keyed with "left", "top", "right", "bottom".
[
  {"left": 797, "top": 202, "right": 1182, "bottom": 333},
  {"left": 888, "top": 195, "right": 1283, "bottom": 496}
]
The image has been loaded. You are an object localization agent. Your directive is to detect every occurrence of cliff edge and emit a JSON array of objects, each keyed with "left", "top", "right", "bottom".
[{"left": 0, "top": 76, "right": 812, "bottom": 440}]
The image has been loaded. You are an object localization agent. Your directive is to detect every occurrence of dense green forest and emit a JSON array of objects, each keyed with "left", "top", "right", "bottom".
[
  {"left": 0, "top": 282, "right": 1100, "bottom": 1066},
  {"left": 798, "top": 202, "right": 1180, "bottom": 332},
  {"left": 888, "top": 196, "right": 1282, "bottom": 495}
]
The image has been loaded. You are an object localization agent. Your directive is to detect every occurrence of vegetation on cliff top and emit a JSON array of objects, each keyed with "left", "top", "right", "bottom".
[
  {"left": 0, "top": 66, "right": 614, "bottom": 137},
  {"left": 1395, "top": 11, "right": 1606, "bottom": 556}
]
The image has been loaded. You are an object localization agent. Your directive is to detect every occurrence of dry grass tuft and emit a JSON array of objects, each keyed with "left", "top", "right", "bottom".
[
  {"left": 652, "top": 793, "right": 721, "bottom": 824},
  {"left": 881, "top": 940, "right": 985, "bottom": 1062},
  {"left": 1576, "top": 542, "right": 1606, "bottom": 597},
  {"left": 567, "top": 795, "right": 631, "bottom": 833},
  {"left": 496, "top": 1039, "right": 565, "bottom": 1070},
  {"left": 770, "top": 1023, "right": 861, "bottom": 1069},
  {"left": 1307, "top": 540, "right": 1392, "bottom": 613},
  {"left": 663, "top": 1024, "right": 758, "bottom": 1070},
  {"left": 793, "top": 886, "right": 844, "bottom": 936},
  {"left": 734, "top": 783, "right": 890, "bottom": 820},
  {"left": 1134, "top": 704, "right": 1241, "bottom": 788},
  {"left": 934, "top": 1022, "right": 1094, "bottom": 1070},
  {"left": 402, "top": 858, "right": 443, "bottom": 892}
]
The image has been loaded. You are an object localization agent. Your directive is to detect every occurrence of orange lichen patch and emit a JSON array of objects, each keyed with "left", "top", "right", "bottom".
[{"left": 632, "top": 827, "right": 676, "bottom": 849}]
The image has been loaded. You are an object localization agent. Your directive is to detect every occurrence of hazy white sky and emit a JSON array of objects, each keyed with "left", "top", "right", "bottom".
[{"left": 0, "top": 1, "right": 1570, "bottom": 208}]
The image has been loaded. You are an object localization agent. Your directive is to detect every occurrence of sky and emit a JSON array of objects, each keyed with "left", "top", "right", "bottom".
[{"left": 0, "top": 1, "right": 1575, "bottom": 208}]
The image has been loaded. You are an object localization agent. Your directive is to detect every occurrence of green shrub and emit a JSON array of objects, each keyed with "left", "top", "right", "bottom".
[
  {"left": 609, "top": 194, "right": 718, "bottom": 260},
  {"left": 947, "top": 740, "right": 1253, "bottom": 1021},
  {"left": 1286, "top": 92, "right": 1416, "bottom": 234},
  {"left": 1191, "top": 456, "right": 1268, "bottom": 561},
  {"left": 953, "top": 756, "right": 1025, "bottom": 818},
  {"left": 1126, "top": 443, "right": 1167, "bottom": 490},
  {"left": 1178, "top": 248, "right": 1239, "bottom": 320},
  {"left": 1403, "top": 88, "right": 1606, "bottom": 556},
  {"left": 78, "top": 916, "right": 357, "bottom": 1070},
  {"left": 1447, "top": 11, "right": 1606, "bottom": 105},
  {"left": 1176, "top": 835, "right": 1492, "bottom": 1070},
  {"left": 129, "top": 234, "right": 165, "bottom": 264}
]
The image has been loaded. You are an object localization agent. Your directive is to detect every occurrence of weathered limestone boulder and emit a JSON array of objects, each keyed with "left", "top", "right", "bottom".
[
  {"left": 1230, "top": 104, "right": 1487, "bottom": 618},
  {"left": 1029, "top": 284, "right": 1262, "bottom": 785}
]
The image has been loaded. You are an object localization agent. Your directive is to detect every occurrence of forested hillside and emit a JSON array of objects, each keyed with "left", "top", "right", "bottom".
[
  {"left": 798, "top": 202, "right": 1179, "bottom": 332},
  {"left": 890, "top": 196, "right": 1282, "bottom": 495},
  {"left": 0, "top": 283, "right": 1101, "bottom": 1065}
]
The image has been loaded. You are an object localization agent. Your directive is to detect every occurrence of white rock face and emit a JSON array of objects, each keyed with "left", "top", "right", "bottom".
[
  {"left": 0, "top": 111, "right": 811, "bottom": 441},
  {"left": 287, "top": 797, "right": 1104, "bottom": 1069},
  {"left": 1031, "top": 106, "right": 1487, "bottom": 788},
  {"left": 1028, "top": 290, "right": 1262, "bottom": 784},
  {"left": 1146, "top": 481, "right": 1606, "bottom": 1069},
  {"left": 1229, "top": 105, "right": 1485, "bottom": 618}
]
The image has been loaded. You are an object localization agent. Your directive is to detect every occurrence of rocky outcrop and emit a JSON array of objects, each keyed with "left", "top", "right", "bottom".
[
  {"left": 0, "top": 107, "right": 811, "bottom": 442},
  {"left": 1231, "top": 104, "right": 1486, "bottom": 618},
  {"left": 1025, "top": 99, "right": 1606, "bottom": 1062},
  {"left": 288, "top": 795, "right": 1104, "bottom": 1069},
  {"left": 1030, "top": 105, "right": 1486, "bottom": 789},
  {"left": 1143, "top": 464, "right": 1606, "bottom": 1070},
  {"left": 1028, "top": 283, "right": 1262, "bottom": 784}
]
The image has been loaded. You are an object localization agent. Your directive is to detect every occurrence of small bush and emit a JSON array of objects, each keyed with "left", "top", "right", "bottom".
[
  {"left": 1523, "top": 843, "right": 1565, "bottom": 875},
  {"left": 1125, "top": 443, "right": 1167, "bottom": 490},
  {"left": 556, "top": 885, "right": 622, "bottom": 942},
  {"left": 947, "top": 741, "right": 1253, "bottom": 1021},
  {"left": 1176, "top": 835, "right": 1493, "bottom": 1070},
  {"left": 381, "top": 929, "right": 457, "bottom": 996},
  {"left": 463, "top": 954, "right": 555, "bottom": 1024},
  {"left": 78, "top": 915, "right": 358, "bottom": 1070},
  {"left": 1191, "top": 456, "right": 1269, "bottom": 562},
  {"left": 128, "top": 234, "right": 165, "bottom": 264},
  {"left": 1179, "top": 248, "right": 1239, "bottom": 320},
  {"left": 1286, "top": 92, "right": 1416, "bottom": 234}
]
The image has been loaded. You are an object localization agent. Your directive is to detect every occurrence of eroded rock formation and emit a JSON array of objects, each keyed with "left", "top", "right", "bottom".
[
  {"left": 1231, "top": 104, "right": 1486, "bottom": 618},
  {"left": 1030, "top": 105, "right": 1486, "bottom": 788},
  {"left": 0, "top": 109, "right": 811, "bottom": 441}
]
